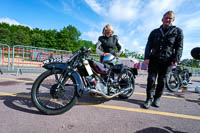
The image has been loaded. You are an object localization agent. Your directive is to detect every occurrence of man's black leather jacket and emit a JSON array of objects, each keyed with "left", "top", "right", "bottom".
[{"left": 144, "top": 25, "right": 183, "bottom": 62}]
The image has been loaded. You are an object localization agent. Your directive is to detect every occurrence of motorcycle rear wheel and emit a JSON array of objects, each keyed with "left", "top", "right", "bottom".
[
  {"left": 31, "top": 70, "right": 78, "bottom": 115},
  {"left": 118, "top": 69, "right": 135, "bottom": 99}
]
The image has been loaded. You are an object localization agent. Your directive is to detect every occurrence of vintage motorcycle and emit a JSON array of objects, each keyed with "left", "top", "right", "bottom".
[
  {"left": 31, "top": 47, "right": 137, "bottom": 115},
  {"left": 165, "top": 65, "right": 192, "bottom": 92}
]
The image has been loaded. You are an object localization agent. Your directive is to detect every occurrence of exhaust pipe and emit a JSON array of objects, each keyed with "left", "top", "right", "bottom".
[{"left": 88, "top": 87, "right": 132, "bottom": 99}]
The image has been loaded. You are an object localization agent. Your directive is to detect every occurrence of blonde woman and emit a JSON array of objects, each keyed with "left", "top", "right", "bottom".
[{"left": 96, "top": 24, "right": 122, "bottom": 62}]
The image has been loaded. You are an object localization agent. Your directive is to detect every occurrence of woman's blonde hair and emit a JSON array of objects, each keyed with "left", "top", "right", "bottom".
[{"left": 102, "top": 24, "right": 114, "bottom": 36}]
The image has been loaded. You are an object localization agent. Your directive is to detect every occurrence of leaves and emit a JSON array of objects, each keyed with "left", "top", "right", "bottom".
[
  {"left": 121, "top": 49, "right": 144, "bottom": 59},
  {"left": 0, "top": 23, "right": 94, "bottom": 52},
  {"left": 0, "top": 26, "right": 11, "bottom": 44},
  {"left": 180, "top": 59, "right": 200, "bottom": 68}
]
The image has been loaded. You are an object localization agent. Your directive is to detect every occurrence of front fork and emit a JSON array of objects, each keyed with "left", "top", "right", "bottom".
[{"left": 52, "top": 67, "right": 68, "bottom": 89}]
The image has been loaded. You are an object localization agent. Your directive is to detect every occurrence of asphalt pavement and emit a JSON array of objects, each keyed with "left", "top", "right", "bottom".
[{"left": 0, "top": 73, "right": 200, "bottom": 133}]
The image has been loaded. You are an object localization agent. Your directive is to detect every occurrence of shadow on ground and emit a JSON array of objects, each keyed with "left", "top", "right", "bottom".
[
  {"left": 0, "top": 92, "right": 41, "bottom": 115},
  {"left": 192, "top": 79, "right": 200, "bottom": 83},
  {"left": 135, "top": 83, "right": 147, "bottom": 89},
  {"left": 135, "top": 127, "right": 187, "bottom": 133},
  {"left": 185, "top": 97, "right": 200, "bottom": 105},
  {"left": 135, "top": 126, "right": 188, "bottom": 133},
  {"left": 0, "top": 89, "right": 146, "bottom": 115}
]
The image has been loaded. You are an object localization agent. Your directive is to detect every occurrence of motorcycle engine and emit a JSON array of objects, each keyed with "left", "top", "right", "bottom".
[
  {"left": 86, "top": 76, "right": 107, "bottom": 94},
  {"left": 95, "top": 81, "right": 108, "bottom": 94},
  {"left": 86, "top": 76, "right": 97, "bottom": 86}
]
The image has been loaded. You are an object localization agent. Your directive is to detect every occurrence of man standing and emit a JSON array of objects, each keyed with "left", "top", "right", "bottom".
[{"left": 143, "top": 11, "right": 183, "bottom": 109}]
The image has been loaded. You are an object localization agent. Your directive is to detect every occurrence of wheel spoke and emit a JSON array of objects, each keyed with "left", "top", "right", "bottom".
[
  {"left": 118, "top": 70, "right": 135, "bottom": 99},
  {"left": 33, "top": 70, "right": 77, "bottom": 112}
]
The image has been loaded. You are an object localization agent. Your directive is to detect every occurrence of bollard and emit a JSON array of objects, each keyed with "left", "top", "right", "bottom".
[
  {"left": 16, "top": 68, "right": 23, "bottom": 76},
  {"left": 0, "top": 69, "right": 3, "bottom": 75}
]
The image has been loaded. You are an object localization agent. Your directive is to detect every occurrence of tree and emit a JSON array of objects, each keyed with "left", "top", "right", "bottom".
[
  {"left": 122, "top": 49, "right": 144, "bottom": 59},
  {"left": 31, "top": 33, "right": 45, "bottom": 47},
  {"left": 0, "top": 27, "right": 11, "bottom": 44},
  {"left": 0, "top": 22, "right": 101, "bottom": 54},
  {"left": 56, "top": 25, "right": 81, "bottom": 51},
  {"left": 43, "top": 30, "right": 57, "bottom": 49},
  {"left": 78, "top": 40, "right": 95, "bottom": 52},
  {"left": 10, "top": 29, "right": 30, "bottom": 46},
  {"left": 180, "top": 58, "right": 200, "bottom": 68}
]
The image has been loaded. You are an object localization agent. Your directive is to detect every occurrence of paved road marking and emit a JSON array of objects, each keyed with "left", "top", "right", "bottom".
[
  {"left": 78, "top": 102, "right": 200, "bottom": 120},
  {"left": 0, "top": 92, "right": 200, "bottom": 120},
  {"left": 134, "top": 92, "right": 200, "bottom": 101},
  {"left": 0, "top": 77, "right": 200, "bottom": 101},
  {"left": 0, "top": 77, "right": 32, "bottom": 83},
  {"left": 0, "top": 92, "right": 30, "bottom": 98}
]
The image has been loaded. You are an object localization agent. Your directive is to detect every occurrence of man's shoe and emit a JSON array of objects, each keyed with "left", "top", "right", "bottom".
[
  {"left": 152, "top": 98, "right": 160, "bottom": 107},
  {"left": 142, "top": 99, "right": 153, "bottom": 109}
]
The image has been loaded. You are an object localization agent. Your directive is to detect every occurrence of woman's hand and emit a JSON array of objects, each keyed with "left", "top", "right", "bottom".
[{"left": 102, "top": 53, "right": 110, "bottom": 56}]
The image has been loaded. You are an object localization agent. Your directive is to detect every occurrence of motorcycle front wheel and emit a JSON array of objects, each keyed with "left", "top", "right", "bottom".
[
  {"left": 118, "top": 69, "right": 135, "bottom": 99},
  {"left": 31, "top": 70, "right": 78, "bottom": 115},
  {"left": 165, "top": 71, "right": 180, "bottom": 92}
]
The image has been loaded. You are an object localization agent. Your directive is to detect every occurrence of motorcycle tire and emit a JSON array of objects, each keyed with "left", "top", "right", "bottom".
[
  {"left": 31, "top": 70, "right": 78, "bottom": 115},
  {"left": 118, "top": 69, "right": 135, "bottom": 99},
  {"left": 165, "top": 71, "right": 181, "bottom": 92}
]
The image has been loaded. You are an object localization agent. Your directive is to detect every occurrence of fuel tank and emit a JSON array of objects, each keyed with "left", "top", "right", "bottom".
[{"left": 89, "top": 60, "right": 109, "bottom": 75}]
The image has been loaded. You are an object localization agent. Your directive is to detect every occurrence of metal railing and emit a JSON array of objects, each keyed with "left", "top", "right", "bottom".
[
  {"left": 0, "top": 43, "right": 10, "bottom": 70},
  {"left": 11, "top": 45, "right": 72, "bottom": 70}
]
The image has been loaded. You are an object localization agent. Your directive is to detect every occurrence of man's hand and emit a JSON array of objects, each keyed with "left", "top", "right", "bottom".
[
  {"left": 144, "top": 59, "right": 150, "bottom": 65},
  {"left": 171, "top": 62, "right": 177, "bottom": 66}
]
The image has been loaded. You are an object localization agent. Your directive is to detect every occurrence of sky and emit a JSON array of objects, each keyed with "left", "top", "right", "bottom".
[{"left": 0, "top": 0, "right": 200, "bottom": 59}]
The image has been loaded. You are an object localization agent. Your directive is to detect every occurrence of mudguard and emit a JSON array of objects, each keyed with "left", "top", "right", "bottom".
[
  {"left": 43, "top": 62, "right": 84, "bottom": 97},
  {"left": 43, "top": 62, "right": 67, "bottom": 70},
  {"left": 71, "top": 71, "right": 84, "bottom": 97},
  {"left": 122, "top": 67, "right": 138, "bottom": 77}
]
